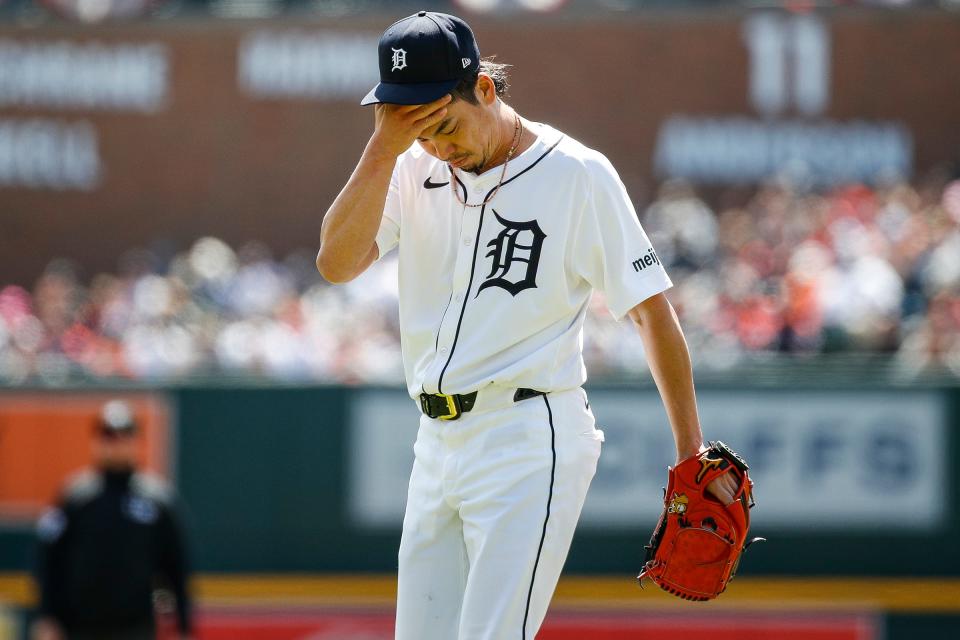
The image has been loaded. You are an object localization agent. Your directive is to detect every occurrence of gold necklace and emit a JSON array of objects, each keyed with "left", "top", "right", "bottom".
[{"left": 449, "top": 114, "right": 522, "bottom": 208}]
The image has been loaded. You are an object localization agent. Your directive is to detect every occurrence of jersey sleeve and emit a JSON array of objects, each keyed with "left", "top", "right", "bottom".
[
  {"left": 573, "top": 154, "right": 672, "bottom": 320},
  {"left": 373, "top": 158, "right": 402, "bottom": 260}
]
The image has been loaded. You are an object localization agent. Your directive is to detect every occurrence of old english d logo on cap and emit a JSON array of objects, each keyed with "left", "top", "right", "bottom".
[
  {"left": 391, "top": 48, "right": 408, "bottom": 72},
  {"left": 361, "top": 11, "right": 482, "bottom": 106}
]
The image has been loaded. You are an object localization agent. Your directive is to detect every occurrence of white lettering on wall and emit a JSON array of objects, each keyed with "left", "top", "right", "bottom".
[
  {"left": 238, "top": 31, "right": 379, "bottom": 100},
  {"left": 654, "top": 116, "right": 912, "bottom": 186},
  {"left": 0, "top": 40, "right": 168, "bottom": 112},
  {"left": 0, "top": 119, "right": 101, "bottom": 190},
  {"left": 743, "top": 13, "right": 830, "bottom": 117}
]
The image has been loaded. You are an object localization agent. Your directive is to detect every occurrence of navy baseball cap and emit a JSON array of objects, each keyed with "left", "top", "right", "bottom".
[{"left": 361, "top": 11, "right": 481, "bottom": 106}]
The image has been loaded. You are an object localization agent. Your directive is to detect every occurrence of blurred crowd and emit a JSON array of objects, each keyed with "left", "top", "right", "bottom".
[
  {"left": 2, "top": 177, "right": 960, "bottom": 384},
  {"left": 2, "top": 0, "right": 957, "bottom": 25},
  {"left": 621, "top": 176, "right": 960, "bottom": 378}
]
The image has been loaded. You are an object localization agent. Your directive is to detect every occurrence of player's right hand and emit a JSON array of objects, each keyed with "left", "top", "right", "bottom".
[
  {"left": 706, "top": 471, "right": 739, "bottom": 505},
  {"left": 370, "top": 95, "right": 451, "bottom": 158}
]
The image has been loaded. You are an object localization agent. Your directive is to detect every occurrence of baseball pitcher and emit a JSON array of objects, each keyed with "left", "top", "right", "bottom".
[{"left": 318, "top": 11, "right": 756, "bottom": 639}]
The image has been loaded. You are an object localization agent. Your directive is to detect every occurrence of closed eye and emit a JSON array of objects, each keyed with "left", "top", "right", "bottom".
[{"left": 418, "top": 120, "right": 458, "bottom": 142}]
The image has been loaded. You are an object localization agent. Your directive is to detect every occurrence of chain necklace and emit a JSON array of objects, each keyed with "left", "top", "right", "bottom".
[{"left": 449, "top": 114, "right": 522, "bottom": 208}]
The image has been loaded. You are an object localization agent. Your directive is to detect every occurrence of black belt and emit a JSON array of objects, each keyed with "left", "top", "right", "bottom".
[{"left": 419, "top": 388, "right": 545, "bottom": 421}]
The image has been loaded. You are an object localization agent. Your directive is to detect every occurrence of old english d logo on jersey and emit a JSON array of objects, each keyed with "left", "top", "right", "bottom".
[{"left": 477, "top": 210, "right": 546, "bottom": 297}]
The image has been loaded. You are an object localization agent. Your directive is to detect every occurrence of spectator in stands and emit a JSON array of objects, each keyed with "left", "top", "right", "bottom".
[{"left": 1, "top": 178, "right": 959, "bottom": 382}]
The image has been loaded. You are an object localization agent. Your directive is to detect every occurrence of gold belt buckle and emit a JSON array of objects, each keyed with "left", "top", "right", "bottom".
[{"left": 438, "top": 393, "right": 461, "bottom": 421}]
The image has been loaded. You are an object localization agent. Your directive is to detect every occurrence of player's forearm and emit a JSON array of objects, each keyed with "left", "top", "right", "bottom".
[
  {"left": 628, "top": 294, "right": 704, "bottom": 464},
  {"left": 317, "top": 141, "right": 395, "bottom": 282}
]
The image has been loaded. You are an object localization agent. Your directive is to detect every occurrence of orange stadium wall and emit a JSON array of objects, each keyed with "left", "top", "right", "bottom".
[
  {"left": 0, "top": 392, "right": 172, "bottom": 523},
  {"left": 0, "top": 9, "right": 959, "bottom": 284}
]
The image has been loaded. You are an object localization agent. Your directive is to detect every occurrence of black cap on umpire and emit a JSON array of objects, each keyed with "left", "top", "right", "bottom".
[{"left": 361, "top": 11, "right": 481, "bottom": 106}]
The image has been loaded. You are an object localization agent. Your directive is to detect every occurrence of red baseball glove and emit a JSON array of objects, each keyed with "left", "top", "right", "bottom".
[{"left": 637, "top": 441, "right": 762, "bottom": 601}]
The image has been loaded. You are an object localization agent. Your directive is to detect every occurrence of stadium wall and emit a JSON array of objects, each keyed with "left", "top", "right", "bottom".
[
  {"left": 0, "top": 383, "right": 956, "bottom": 576},
  {"left": 1, "top": 10, "right": 959, "bottom": 284}
]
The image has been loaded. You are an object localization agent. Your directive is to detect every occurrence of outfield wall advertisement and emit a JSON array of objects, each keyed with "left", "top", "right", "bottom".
[{"left": 349, "top": 388, "right": 948, "bottom": 531}]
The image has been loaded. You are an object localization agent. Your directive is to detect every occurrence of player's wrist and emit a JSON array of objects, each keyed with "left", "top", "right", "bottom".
[
  {"left": 675, "top": 441, "right": 705, "bottom": 464},
  {"left": 364, "top": 133, "right": 406, "bottom": 164}
]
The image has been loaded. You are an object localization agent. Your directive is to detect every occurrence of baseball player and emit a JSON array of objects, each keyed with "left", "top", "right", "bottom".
[{"left": 317, "top": 11, "right": 737, "bottom": 640}]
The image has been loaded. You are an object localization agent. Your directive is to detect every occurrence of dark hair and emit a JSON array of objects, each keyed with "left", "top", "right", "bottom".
[{"left": 451, "top": 58, "right": 511, "bottom": 105}]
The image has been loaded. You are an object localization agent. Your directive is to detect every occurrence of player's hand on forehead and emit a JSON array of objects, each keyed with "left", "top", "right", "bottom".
[
  {"left": 372, "top": 95, "right": 451, "bottom": 158},
  {"left": 397, "top": 95, "right": 452, "bottom": 114}
]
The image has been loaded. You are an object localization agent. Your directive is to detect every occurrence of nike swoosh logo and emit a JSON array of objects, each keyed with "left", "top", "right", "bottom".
[{"left": 423, "top": 177, "right": 449, "bottom": 189}]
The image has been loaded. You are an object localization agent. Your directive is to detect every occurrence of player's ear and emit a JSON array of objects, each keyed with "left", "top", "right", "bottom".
[{"left": 476, "top": 74, "right": 497, "bottom": 106}]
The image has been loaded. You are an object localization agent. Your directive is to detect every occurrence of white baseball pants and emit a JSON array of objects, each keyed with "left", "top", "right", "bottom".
[{"left": 395, "top": 387, "right": 603, "bottom": 640}]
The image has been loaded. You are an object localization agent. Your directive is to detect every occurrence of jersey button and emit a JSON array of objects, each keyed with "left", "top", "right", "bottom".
[
  {"left": 440, "top": 347, "right": 449, "bottom": 354},
  {"left": 473, "top": 186, "right": 483, "bottom": 194},
  {"left": 464, "top": 237, "right": 472, "bottom": 246}
]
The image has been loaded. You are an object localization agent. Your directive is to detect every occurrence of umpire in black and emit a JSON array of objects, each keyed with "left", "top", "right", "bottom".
[{"left": 32, "top": 400, "right": 194, "bottom": 640}]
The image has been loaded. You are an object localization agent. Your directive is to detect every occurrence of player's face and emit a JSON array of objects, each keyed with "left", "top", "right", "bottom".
[
  {"left": 415, "top": 76, "right": 502, "bottom": 173},
  {"left": 94, "top": 432, "right": 139, "bottom": 470}
]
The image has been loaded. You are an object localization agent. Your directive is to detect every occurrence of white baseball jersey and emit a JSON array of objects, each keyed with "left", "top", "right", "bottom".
[{"left": 374, "top": 122, "right": 672, "bottom": 399}]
